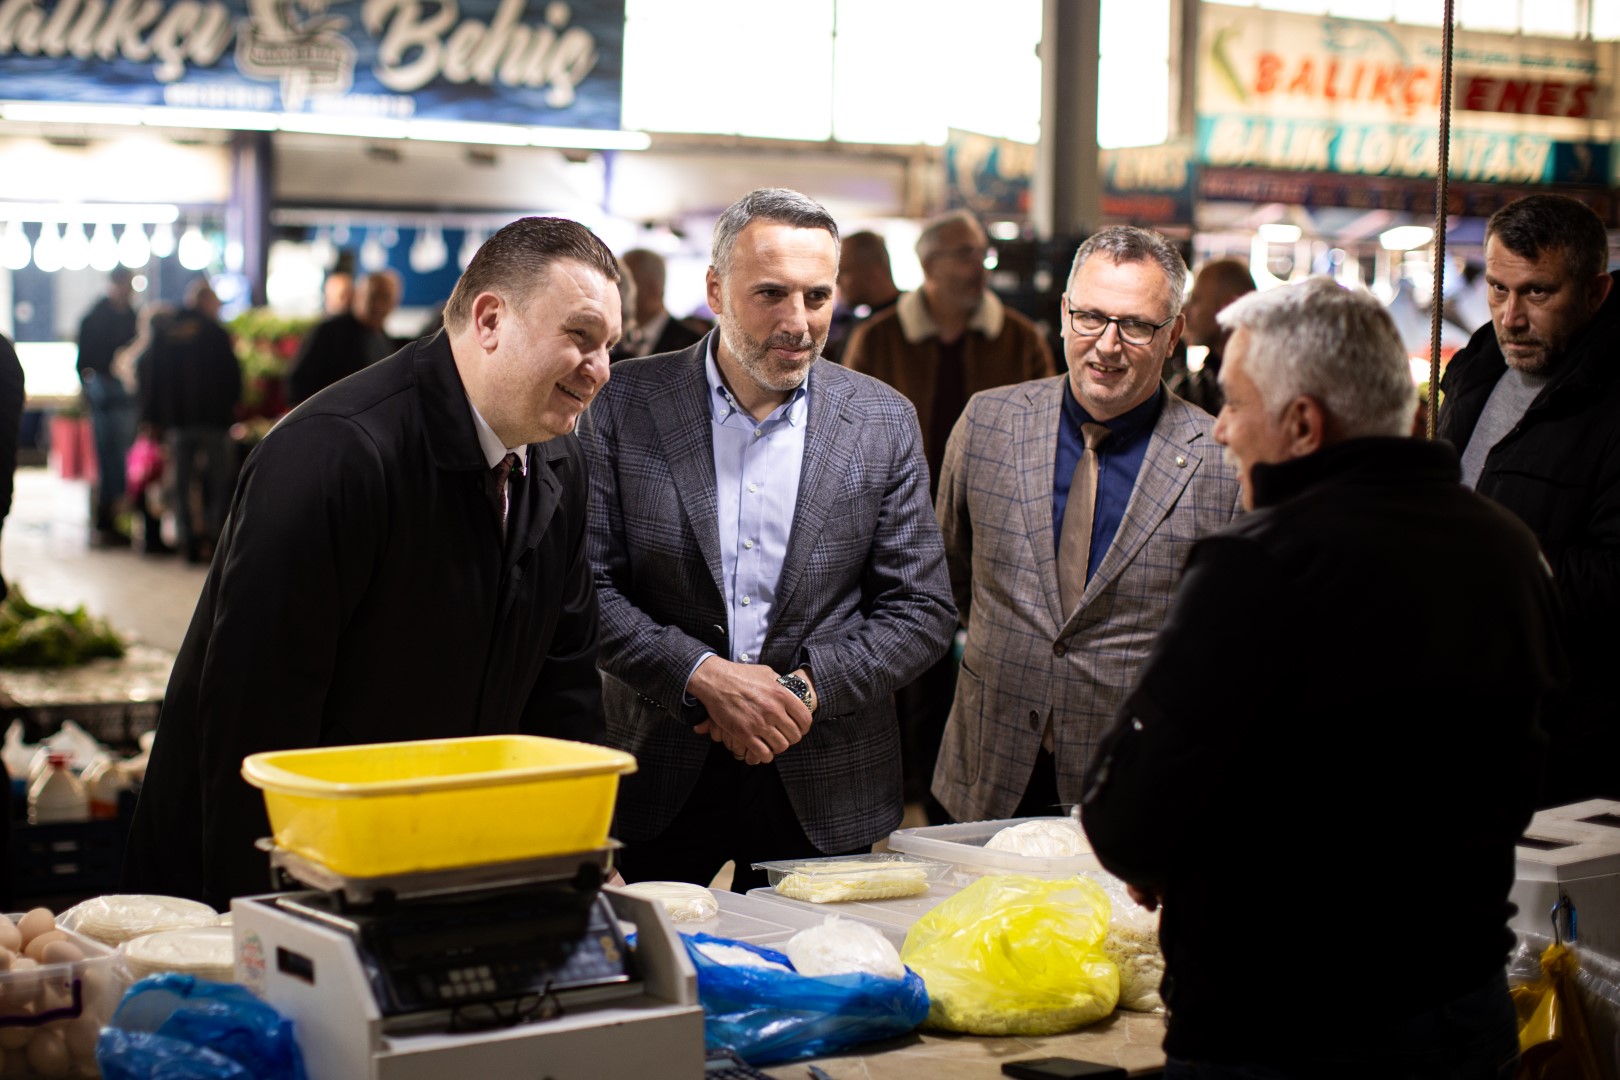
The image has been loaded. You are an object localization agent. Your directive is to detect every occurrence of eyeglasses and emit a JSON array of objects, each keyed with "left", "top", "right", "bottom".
[{"left": 1065, "top": 304, "right": 1175, "bottom": 346}]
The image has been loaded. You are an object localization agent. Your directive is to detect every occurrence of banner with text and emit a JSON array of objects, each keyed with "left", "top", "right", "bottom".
[
  {"left": 0, "top": 0, "right": 625, "bottom": 128},
  {"left": 1196, "top": 4, "right": 1614, "bottom": 184}
]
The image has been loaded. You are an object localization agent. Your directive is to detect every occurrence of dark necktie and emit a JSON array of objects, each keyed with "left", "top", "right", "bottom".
[
  {"left": 491, "top": 452, "right": 520, "bottom": 536},
  {"left": 1057, "top": 423, "right": 1112, "bottom": 615}
]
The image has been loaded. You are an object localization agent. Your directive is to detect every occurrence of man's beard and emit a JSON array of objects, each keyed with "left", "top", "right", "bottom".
[
  {"left": 718, "top": 316, "right": 821, "bottom": 393},
  {"left": 1498, "top": 333, "right": 1557, "bottom": 375}
]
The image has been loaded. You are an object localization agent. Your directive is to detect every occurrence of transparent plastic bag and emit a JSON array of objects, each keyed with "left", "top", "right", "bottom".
[
  {"left": 1510, "top": 930, "right": 1618, "bottom": 1080},
  {"left": 1081, "top": 870, "right": 1165, "bottom": 1013},
  {"left": 680, "top": 932, "right": 929, "bottom": 1066},
  {"left": 96, "top": 974, "right": 307, "bottom": 1080},
  {"left": 900, "top": 874, "right": 1118, "bottom": 1035}
]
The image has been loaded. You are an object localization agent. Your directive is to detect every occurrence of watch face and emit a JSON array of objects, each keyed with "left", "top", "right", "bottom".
[{"left": 778, "top": 675, "right": 810, "bottom": 704}]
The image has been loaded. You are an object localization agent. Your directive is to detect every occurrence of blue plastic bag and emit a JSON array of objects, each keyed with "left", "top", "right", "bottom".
[
  {"left": 96, "top": 974, "right": 307, "bottom": 1080},
  {"left": 681, "top": 932, "right": 929, "bottom": 1065}
]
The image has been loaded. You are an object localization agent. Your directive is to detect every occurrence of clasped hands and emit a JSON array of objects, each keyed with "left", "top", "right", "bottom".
[{"left": 689, "top": 656, "right": 815, "bottom": 766}]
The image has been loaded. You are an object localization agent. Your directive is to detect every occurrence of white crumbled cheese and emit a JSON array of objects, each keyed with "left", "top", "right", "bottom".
[
  {"left": 693, "top": 941, "right": 793, "bottom": 973},
  {"left": 984, "top": 818, "right": 1091, "bottom": 858},
  {"left": 784, "top": 917, "right": 906, "bottom": 980},
  {"left": 1103, "top": 923, "right": 1165, "bottom": 1012}
]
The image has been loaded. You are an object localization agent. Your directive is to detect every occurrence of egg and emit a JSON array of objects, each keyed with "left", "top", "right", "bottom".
[
  {"left": 0, "top": 1014, "right": 31, "bottom": 1050},
  {"left": 6, "top": 959, "right": 39, "bottom": 1009},
  {"left": 63, "top": 1015, "right": 99, "bottom": 1063},
  {"left": 0, "top": 946, "right": 12, "bottom": 972},
  {"left": 25, "top": 1028, "right": 70, "bottom": 1077},
  {"left": 5, "top": 1047, "right": 30, "bottom": 1074},
  {"left": 23, "top": 931, "right": 67, "bottom": 963},
  {"left": 38, "top": 942, "right": 83, "bottom": 968},
  {"left": 0, "top": 920, "right": 19, "bottom": 954},
  {"left": 16, "top": 911, "right": 54, "bottom": 948}
]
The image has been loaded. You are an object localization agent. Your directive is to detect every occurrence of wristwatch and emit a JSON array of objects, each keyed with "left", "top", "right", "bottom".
[{"left": 777, "top": 673, "right": 813, "bottom": 710}]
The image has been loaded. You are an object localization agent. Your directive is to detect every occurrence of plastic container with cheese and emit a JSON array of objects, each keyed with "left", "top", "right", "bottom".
[{"left": 886, "top": 816, "right": 1104, "bottom": 881}]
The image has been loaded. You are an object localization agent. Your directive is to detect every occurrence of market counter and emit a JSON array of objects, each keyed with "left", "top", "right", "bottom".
[{"left": 764, "top": 1011, "right": 1168, "bottom": 1078}]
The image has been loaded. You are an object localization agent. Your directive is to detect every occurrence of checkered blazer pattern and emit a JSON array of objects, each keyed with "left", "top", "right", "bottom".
[
  {"left": 932, "top": 376, "right": 1241, "bottom": 821},
  {"left": 580, "top": 338, "right": 957, "bottom": 853}
]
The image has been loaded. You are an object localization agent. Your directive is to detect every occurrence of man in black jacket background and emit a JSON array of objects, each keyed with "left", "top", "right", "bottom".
[
  {"left": 1437, "top": 193, "right": 1619, "bottom": 805},
  {"left": 1083, "top": 277, "right": 1563, "bottom": 1079}
]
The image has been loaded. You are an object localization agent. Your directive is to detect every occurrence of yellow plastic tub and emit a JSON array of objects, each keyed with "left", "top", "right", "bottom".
[{"left": 241, "top": 735, "right": 637, "bottom": 878}]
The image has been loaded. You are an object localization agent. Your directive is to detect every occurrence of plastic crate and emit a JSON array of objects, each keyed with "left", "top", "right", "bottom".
[{"left": 887, "top": 816, "right": 1103, "bottom": 880}]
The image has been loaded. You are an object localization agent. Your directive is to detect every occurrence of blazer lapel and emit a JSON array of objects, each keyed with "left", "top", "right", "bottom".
[
  {"left": 649, "top": 346, "right": 725, "bottom": 598},
  {"left": 772, "top": 362, "right": 856, "bottom": 620},
  {"left": 1076, "top": 392, "right": 1204, "bottom": 611},
  {"left": 1017, "top": 378, "right": 1066, "bottom": 630}
]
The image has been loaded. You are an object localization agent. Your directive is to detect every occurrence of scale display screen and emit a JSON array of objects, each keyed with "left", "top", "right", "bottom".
[{"left": 306, "top": 886, "right": 638, "bottom": 1018}]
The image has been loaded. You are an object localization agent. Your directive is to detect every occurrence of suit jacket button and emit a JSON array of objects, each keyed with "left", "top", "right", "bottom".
[
  {"left": 1053, "top": 642, "right": 1067, "bottom": 658},
  {"left": 1028, "top": 710, "right": 1040, "bottom": 729}
]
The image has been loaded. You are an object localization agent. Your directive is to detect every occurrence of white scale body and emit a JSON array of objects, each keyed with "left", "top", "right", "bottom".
[
  {"left": 1510, "top": 799, "right": 1620, "bottom": 958},
  {"left": 232, "top": 886, "right": 704, "bottom": 1080}
]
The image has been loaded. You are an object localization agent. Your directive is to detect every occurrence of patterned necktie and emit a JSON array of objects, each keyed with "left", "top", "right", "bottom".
[
  {"left": 491, "top": 452, "right": 520, "bottom": 535},
  {"left": 1057, "top": 423, "right": 1112, "bottom": 615}
]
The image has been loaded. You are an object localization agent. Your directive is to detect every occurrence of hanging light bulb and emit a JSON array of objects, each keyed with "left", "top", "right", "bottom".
[
  {"left": 178, "top": 225, "right": 214, "bottom": 271},
  {"left": 61, "top": 221, "right": 92, "bottom": 271},
  {"left": 118, "top": 223, "right": 151, "bottom": 269},
  {"left": 32, "top": 222, "right": 63, "bottom": 272},
  {"left": 0, "top": 221, "right": 31, "bottom": 271},
  {"left": 359, "top": 227, "right": 390, "bottom": 272},
  {"left": 458, "top": 228, "right": 484, "bottom": 270},
  {"left": 89, "top": 222, "right": 120, "bottom": 271},
  {"left": 409, "top": 222, "right": 448, "bottom": 273},
  {"left": 149, "top": 220, "right": 176, "bottom": 258}
]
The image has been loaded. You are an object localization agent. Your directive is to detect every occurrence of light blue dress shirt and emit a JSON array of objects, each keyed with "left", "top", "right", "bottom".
[{"left": 685, "top": 342, "right": 809, "bottom": 691}]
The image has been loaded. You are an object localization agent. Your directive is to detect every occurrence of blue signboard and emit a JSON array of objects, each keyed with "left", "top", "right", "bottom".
[{"left": 0, "top": 0, "right": 625, "bottom": 129}]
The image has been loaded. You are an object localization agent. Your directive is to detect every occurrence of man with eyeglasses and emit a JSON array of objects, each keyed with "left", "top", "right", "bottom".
[{"left": 932, "top": 226, "right": 1240, "bottom": 823}]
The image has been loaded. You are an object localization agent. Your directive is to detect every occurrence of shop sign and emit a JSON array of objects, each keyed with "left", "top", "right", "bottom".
[
  {"left": 946, "top": 127, "right": 1035, "bottom": 217},
  {"left": 1099, "top": 137, "right": 1196, "bottom": 225},
  {"left": 0, "top": 0, "right": 625, "bottom": 128},
  {"left": 1197, "top": 4, "right": 1612, "bottom": 183}
]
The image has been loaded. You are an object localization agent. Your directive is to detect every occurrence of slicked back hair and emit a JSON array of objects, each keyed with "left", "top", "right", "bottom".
[
  {"left": 444, "top": 217, "right": 620, "bottom": 332},
  {"left": 1217, "top": 275, "right": 1416, "bottom": 439},
  {"left": 711, "top": 189, "right": 839, "bottom": 279},
  {"left": 1068, "top": 226, "right": 1189, "bottom": 318},
  {"left": 1486, "top": 194, "right": 1611, "bottom": 283}
]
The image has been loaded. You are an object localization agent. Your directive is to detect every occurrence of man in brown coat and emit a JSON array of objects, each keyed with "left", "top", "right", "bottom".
[{"left": 844, "top": 210, "right": 1053, "bottom": 497}]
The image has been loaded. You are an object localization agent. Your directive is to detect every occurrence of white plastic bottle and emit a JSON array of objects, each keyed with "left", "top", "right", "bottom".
[{"left": 28, "top": 752, "right": 90, "bottom": 824}]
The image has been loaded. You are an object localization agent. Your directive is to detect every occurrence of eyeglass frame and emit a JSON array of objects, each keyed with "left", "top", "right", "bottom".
[{"left": 1063, "top": 302, "right": 1177, "bottom": 346}]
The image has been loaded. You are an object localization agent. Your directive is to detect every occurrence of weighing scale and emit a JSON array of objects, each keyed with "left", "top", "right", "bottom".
[{"left": 232, "top": 845, "right": 704, "bottom": 1080}]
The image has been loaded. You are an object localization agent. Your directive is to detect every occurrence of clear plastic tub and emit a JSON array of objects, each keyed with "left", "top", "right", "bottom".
[
  {"left": 240, "top": 735, "right": 637, "bottom": 877},
  {"left": 886, "top": 816, "right": 1103, "bottom": 881},
  {"left": 0, "top": 922, "right": 128, "bottom": 1077},
  {"left": 751, "top": 853, "right": 951, "bottom": 900},
  {"left": 691, "top": 890, "right": 828, "bottom": 947},
  {"left": 744, "top": 882, "right": 962, "bottom": 949}
]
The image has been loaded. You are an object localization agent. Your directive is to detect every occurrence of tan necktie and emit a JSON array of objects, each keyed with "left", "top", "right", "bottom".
[{"left": 1057, "top": 423, "right": 1112, "bottom": 616}]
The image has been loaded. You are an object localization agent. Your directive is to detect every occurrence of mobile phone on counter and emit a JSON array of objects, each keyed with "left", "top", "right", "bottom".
[{"left": 1002, "top": 1058, "right": 1128, "bottom": 1080}]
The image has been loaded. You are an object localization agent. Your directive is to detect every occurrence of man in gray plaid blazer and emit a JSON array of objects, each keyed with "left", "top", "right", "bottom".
[
  {"left": 934, "top": 226, "right": 1241, "bottom": 823},
  {"left": 583, "top": 189, "right": 957, "bottom": 891}
]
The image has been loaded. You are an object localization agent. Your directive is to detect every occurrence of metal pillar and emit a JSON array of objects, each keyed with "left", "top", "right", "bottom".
[
  {"left": 1034, "top": 0, "right": 1101, "bottom": 241},
  {"left": 227, "top": 131, "right": 274, "bottom": 307}
]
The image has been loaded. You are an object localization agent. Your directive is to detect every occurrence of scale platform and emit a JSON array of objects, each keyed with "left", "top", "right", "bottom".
[{"left": 233, "top": 846, "right": 704, "bottom": 1079}]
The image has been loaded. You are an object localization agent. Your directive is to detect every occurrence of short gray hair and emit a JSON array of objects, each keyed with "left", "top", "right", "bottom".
[
  {"left": 1217, "top": 276, "right": 1416, "bottom": 438},
  {"left": 711, "top": 189, "right": 839, "bottom": 278},
  {"left": 1067, "top": 226, "right": 1189, "bottom": 318},
  {"left": 915, "top": 209, "right": 985, "bottom": 262}
]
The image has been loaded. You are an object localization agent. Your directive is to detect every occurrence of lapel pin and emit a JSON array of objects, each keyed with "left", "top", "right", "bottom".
[{"left": 1175, "top": 455, "right": 1187, "bottom": 468}]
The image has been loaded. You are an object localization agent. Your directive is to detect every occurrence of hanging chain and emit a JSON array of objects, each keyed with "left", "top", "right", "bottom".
[{"left": 1428, "top": 0, "right": 1457, "bottom": 439}]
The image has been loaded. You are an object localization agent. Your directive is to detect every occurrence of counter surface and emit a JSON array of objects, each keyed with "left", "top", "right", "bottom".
[{"left": 762, "top": 1011, "right": 1167, "bottom": 1078}]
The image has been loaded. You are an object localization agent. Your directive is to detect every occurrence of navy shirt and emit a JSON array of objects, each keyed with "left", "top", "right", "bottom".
[{"left": 1053, "top": 383, "right": 1163, "bottom": 583}]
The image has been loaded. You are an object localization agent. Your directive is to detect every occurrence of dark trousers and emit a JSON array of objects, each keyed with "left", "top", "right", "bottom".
[
  {"left": 898, "top": 648, "right": 957, "bottom": 825},
  {"left": 1014, "top": 746, "right": 1065, "bottom": 818},
  {"left": 84, "top": 375, "right": 136, "bottom": 530},
  {"left": 1165, "top": 971, "right": 1518, "bottom": 1080},
  {"left": 615, "top": 743, "right": 864, "bottom": 893}
]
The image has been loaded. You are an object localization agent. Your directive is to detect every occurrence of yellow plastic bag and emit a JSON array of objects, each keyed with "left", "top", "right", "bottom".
[
  {"left": 1511, "top": 941, "right": 1602, "bottom": 1080},
  {"left": 899, "top": 875, "right": 1119, "bottom": 1035}
]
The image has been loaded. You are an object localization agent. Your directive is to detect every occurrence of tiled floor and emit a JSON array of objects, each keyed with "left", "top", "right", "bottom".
[{"left": 2, "top": 467, "right": 208, "bottom": 653}]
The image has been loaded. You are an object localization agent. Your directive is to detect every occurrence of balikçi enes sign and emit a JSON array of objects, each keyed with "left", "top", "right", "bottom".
[{"left": 0, "top": 0, "right": 625, "bottom": 128}]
